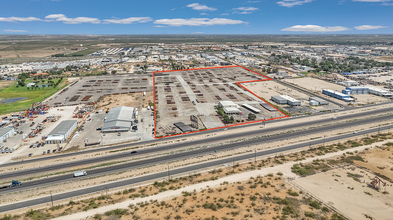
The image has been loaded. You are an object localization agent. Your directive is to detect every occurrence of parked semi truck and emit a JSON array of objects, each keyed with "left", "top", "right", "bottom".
[{"left": 73, "top": 170, "right": 87, "bottom": 177}]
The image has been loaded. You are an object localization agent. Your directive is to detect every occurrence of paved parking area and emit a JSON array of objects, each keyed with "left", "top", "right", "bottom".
[{"left": 47, "top": 74, "right": 153, "bottom": 106}]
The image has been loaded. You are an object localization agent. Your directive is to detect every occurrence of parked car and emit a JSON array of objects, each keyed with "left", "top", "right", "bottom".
[
  {"left": 28, "top": 153, "right": 33, "bottom": 157},
  {"left": 47, "top": 150, "right": 50, "bottom": 154},
  {"left": 131, "top": 151, "right": 138, "bottom": 154}
]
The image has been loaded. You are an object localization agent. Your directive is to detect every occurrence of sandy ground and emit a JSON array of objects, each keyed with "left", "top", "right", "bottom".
[
  {"left": 51, "top": 136, "right": 393, "bottom": 220},
  {"left": 294, "top": 166, "right": 393, "bottom": 220},
  {"left": 0, "top": 49, "right": 63, "bottom": 59},
  {"left": 242, "top": 80, "right": 311, "bottom": 105},
  {"left": 354, "top": 145, "right": 393, "bottom": 180},
  {"left": 95, "top": 92, "right": 154, "bottom": 112}
]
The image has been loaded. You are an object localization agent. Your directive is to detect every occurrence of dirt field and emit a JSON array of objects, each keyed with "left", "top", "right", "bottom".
[
  {"left": 95, "top": 92, "right": 154, "bottom": 111},
  {"left": 0, "top": 80, "right": 14, "bottom": 90},
  {"left": 294, "top": 165, "right": 393, "bottom": 220},
  {"left": 0, "top": 49, "right": 63, "bottom": 59},
  {"left": 354, "top": 144, "right": 393, "bottom": 181}
]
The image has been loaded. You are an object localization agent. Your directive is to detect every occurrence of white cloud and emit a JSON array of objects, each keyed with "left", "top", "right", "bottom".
[
  {"left": 45, "top": 14, "right": 100, "bottom": 24},
  {"left": 233, "top": 7, "right": 259, "bottom": 14},
  {"left": 3, "top": 29, "right": 29, "bottom": 33},
  {"left": 154, "top": 25, "right": 166, "bottom": 28},
  {"left": 187, "top": 3, "right": 217, "bottom": 11},
  {"left": 277, "top": 0, "right": 313, "bottom": 7},
  {"left": 0, "top": 16, "right": 41, "bottom": 22},
  {"left": 154, "top": 18, "right": 248, "bottom": 27},
  {"left": 354, "top": 25, "right": 388, "bottom": 30},
  {"left": 221, "top": 13, "right": 229, "bottom": 15},
  {"left": 282, "top": 25, "right": 351, "bottom": 32},
  {"left": 200, "top": 13, "right": 208, "bottom": 15},
  {"left": 192, "top": 32, "right": 204, "bottom": 34},
  {"left": 352, "top": 0, "right": 393, "bottom": 5},
  {"left": 103, "top": 17, "right": 152, "bottom": 24}
]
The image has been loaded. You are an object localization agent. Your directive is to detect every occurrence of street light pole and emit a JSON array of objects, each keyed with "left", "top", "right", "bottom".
[
  {"left": 254, "top": 148, "right": 256, "bottom": 163},
  {"left": 50, "top": 191, "right": 54, "bottom": 207},
  {"left": 167, "top": 164, "right": 170, "bottom": 180}
]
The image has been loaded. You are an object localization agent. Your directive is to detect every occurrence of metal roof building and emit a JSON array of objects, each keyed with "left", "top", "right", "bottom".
[
  {"left": 219, "top": 101, "right": 241, "bottom": 114},
  {"left": 242, "top": 104, "right": 261, "bottom": 113},
  {"left": 174, "top": 122, "right": 192, "bottom": 133},
  {"left": 45, "top": 120, "right": 77, "bottom": 144},
  {"left": 260, "top": 102, "right": 278, "bottom": 112},
  {"left": 102, "top": 106, "right": 134, "bottom": 133},
  {"left": 0, "top": 127, "right": 14, "bottom": 143},
  {"left": 271, "top": 96, "right": 287, "bottom": 104},
  {"left": 309, "top": 97, "right": 329, "bottom": 105}
]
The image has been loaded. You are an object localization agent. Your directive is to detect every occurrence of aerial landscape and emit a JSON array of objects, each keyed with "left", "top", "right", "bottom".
[{"left": 0, "top": 0, "right": 393, "bottom": 220}]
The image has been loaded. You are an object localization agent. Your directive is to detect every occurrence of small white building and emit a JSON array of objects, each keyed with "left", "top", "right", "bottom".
[
  {"left": 0, "top": 127, "right": 15, "bottom": 143},
  {"left": 218, "top": 101, "right": 241, "bottom": 114},
  {"left": 26, "top": 83, "right": 36, "bottom": 87}
]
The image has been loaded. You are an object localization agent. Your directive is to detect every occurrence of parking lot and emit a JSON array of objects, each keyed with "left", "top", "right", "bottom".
[
  {"left": 46, "top": 74, "right": 153, "bottom": 107},
  {"left": 154, "top": 66, "right": 283, "bottom": 137}
]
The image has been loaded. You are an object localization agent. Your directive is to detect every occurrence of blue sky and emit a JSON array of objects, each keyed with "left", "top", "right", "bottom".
[{"left": 0, "top": 0, "right": 392, "bottom": 34}]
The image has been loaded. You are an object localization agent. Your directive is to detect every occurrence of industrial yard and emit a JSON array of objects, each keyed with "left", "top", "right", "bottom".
[
  {"left": 46, "top": 75, "right": 153, "bottom": 107},
  {"left": 154, "top": 66, "right": 287, "bottom": 137}
]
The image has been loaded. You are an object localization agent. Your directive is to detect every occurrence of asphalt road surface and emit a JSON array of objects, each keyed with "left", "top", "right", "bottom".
[
  {"left": 0, "top": 124, "right": 391, "bottom": 213},
  {"left": 0, "top": 109, "right": 392, "bottom": 181}
]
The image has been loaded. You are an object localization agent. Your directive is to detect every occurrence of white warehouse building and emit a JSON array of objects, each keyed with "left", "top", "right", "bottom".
[
  {"left": 45, "top": 120, "right": 77, "bottom": 144},
  {"left": 102, "top": 106, "right": 134, "bottom": 133},
  {"left": 218, "top": 101, "right": 241, "bottom": 114},
  {"left": 0, "top": 127, "right": 15, "bottom": 143}
]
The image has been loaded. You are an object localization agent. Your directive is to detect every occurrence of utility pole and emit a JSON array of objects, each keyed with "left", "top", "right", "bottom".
[
  {"left": 50, "top": 191, "right": 54, "bottom": 207},
  {"left": 378, "top": 123, "right": 381, "bottom": 134},
  {"left": 254, "top": 148, "right": 256, "bottom": 163},
  {"left": 167, "top": 164, "right": 170, "bottom": 180}
]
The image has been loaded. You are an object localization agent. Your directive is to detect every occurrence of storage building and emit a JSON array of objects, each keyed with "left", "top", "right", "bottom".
[
  {"left": 272, "top": 95, "right": 301, "bottom": 106},
  {"left": 45, "top": 120, "right": 77, "bottom": 144},
  {"left": 271, "top": 96, "right": 287, "bottom": 104},
  {"left": 309, "top": 97, "right": 329, "bottom": 105},
  {"left": 241, "top": 104, "right": 261, "bottom": 113},
  {"left": 368, "top": 87, "right": 392, "bottom": 97},
  {"left": 0, "top": 127, "right": 14, "bottom": 143},
  {"left": 102, "top": 106, "right": 134, "bottom": 133},
  {"left": 174, "top": 122, "right": 192, "bottom": 133},
  {"left": 260, "top": 102, "right": 278, "bottom": 112},
  {"left": 345, "top": 86, "right": 369, "bottom": 94},
  {"left": 322, "top": 89, "right": 354, "bottom": 102}
]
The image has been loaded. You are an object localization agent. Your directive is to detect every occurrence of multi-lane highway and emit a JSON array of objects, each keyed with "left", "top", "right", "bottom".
[
  {"left": 0, "top": 105, "right": 391, "bottom": 170},
  {"left": 0, "top": 107, "right": 391, "bottom": 181},
  {"left": 0, "top": 124, "right": 391, "bottom": 213},
  {"left": 1, "top": 113, "right": 392, "bottom": 192}
]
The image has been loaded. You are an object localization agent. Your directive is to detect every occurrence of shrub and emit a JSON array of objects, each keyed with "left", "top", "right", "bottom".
[
  {"left": 309, "top": 200, "right": 320, "bottom": 209},
  {"left": 304, "top": 212, "right": 315, "bottom": 218}
]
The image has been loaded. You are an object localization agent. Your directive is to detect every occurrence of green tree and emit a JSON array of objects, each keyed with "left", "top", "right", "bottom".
[{"left": 248, "top": 113, "right": 256, "bottom": 120}]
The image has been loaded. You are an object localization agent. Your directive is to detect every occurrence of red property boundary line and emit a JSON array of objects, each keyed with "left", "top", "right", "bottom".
[{"left": 153, "top": 65, "right": 290, "bottom": 139}]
